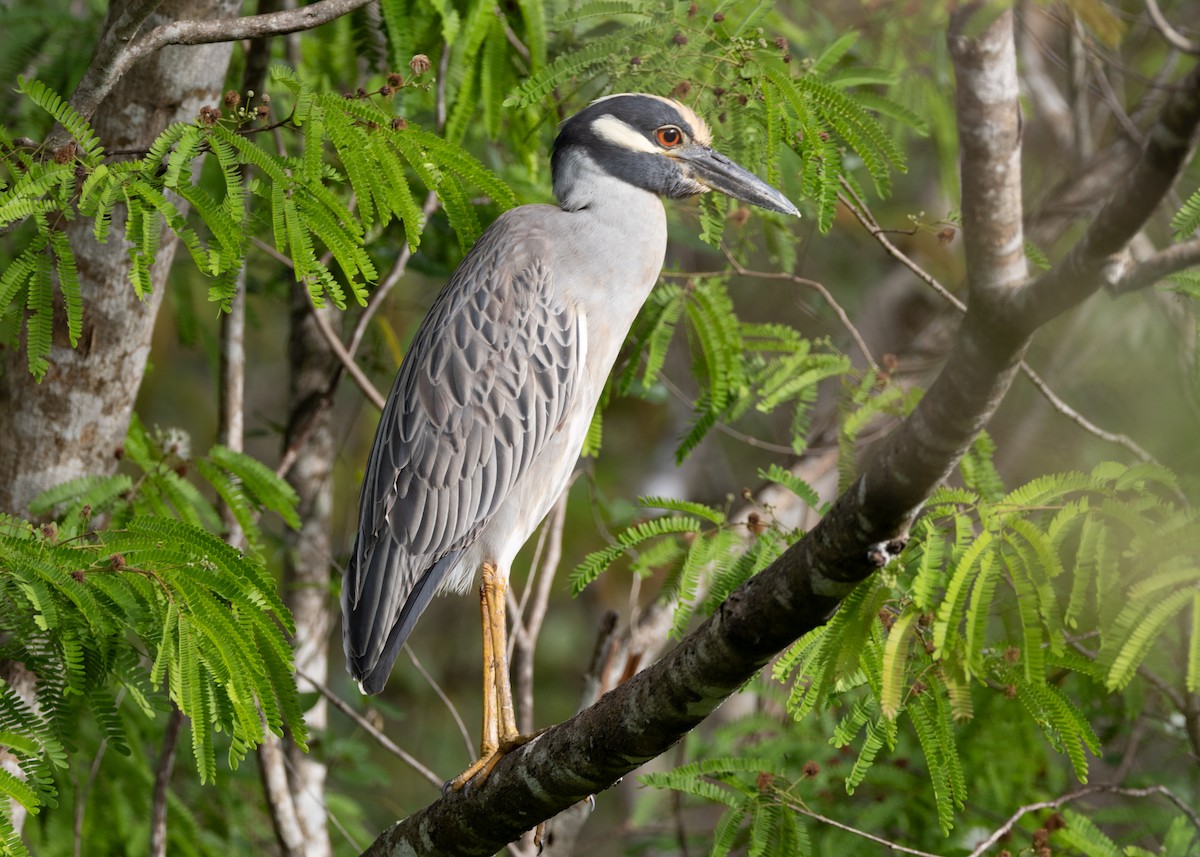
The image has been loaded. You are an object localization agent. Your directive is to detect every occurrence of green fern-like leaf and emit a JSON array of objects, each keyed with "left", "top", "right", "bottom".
[
  {"left": 1170, "top": 187, "right": 1200, "bottom": 240},
  {"left": 570, "top": 516, "right": 709, "bottom": 594},
  {"left": 17, "top": 77, "right": 103, "bottom": 162}
]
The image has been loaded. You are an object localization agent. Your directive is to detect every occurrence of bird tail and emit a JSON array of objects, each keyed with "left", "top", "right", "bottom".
[{"left": 342, "top": 538, "right": 462, "bottom": 695}]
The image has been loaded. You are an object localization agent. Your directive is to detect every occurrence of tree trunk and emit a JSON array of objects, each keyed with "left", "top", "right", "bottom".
[
  {"left": 0, "top": 0, "right": 241, "bottom": 517},
  {"left": 279, "top": 283, "right": 338, "bottom": 856}
]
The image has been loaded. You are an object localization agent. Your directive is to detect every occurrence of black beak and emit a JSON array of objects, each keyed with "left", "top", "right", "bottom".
[{"left": 675, "top": 145, "right": 800, "bottom": 217}]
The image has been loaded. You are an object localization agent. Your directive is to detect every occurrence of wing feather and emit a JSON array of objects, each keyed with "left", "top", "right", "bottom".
[{"left": 342, "top": 209, "right": 583, "bottom": 692}]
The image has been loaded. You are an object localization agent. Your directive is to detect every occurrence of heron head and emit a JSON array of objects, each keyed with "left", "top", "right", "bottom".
[{"left": 551, "top": 92, "right": 799, "bottom": 217}]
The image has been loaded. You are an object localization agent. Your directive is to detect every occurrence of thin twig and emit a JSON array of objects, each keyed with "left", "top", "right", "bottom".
[
  {"left": 722, "top": 247, "right": 878, "bottom": 369},
  {"left": 346, "top": 190, "right": 441, "bottom": 360},
  {"left": 405, "top": 647, "right": 474, "bottom": 757},
  {"left": 297, "top": 667, "right": 443, "bottom": 790},
  {"left": 785, "top": 804, "right": 942, "bottom": 857},
  {"left": 149, "top": 707, "right": 183, "bottom": 857},
  {"left": 1144, "top": 0, "right": 1200, "bottom": 55},
  {"left": 302, "top": 284, "right": 386, "bottom": 410},
  {"left": 1019, "top": 363, "right": 1155, "bottom": 462},
  {"left": 838, "top": 182, "right": 965, "bottom": 311},
  {"left": 967, "top": 784, "right": 1200, "bottom": 856}
]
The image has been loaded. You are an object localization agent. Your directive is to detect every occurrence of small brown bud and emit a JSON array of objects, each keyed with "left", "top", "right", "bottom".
[
  {"left": 53, "top": 142, "right": 76, "bottom": 164},
  {"left": 713, "top": 86, "right": 726, "bottom": 96},
  {"left": 737, "top": 94, "right": 748, "bottom": 106},
  {"left": 260, "top": 93, "right": 271, "bottom": 105},
  {"left": 1004, "top": 647, "right": 1021, "bottom": 664},
  {"left": 356, "top": 87, "right": 368, "bottom": 99},
  {"left": 670, "top": 81, "right": 692, "bottom": 99},
  {"left": 782, "top": 53, "right": 792, "bottom": 63},
  {"left": 256, "top": 104, "right": 270, "bottom": 119},
  {"left": 1004, "top": 684, "right": 1018, "bottom": 699},
  {"left": 391, "top": 116, "right": 408, "bottom": 131},
  {"left": 728, "top": 207, "right": 750, "bottom": 227},
  {"left": 673, "top": 32, "right": 688, "bottom": 45},
  {"left": 114, "top": 446, "right": 125, "bottom": 460},
  {"left": 740, "top": 487, "right": 753, "bottom": 501},
  {"left": 755, "top": 771, "right": 774, "bottom": 791},
  {"left": 40, "top": 522, "right": 57, "bottom": 542},
  {"left": 802, "top": 760, "right": 820, "bottom": 778},
  {"left": 746, "top": 512, "right": 767, "bottom": 535},
  {"left": 80, "top": 504, "right": 92, "bottom": 521},
  {"left": 173, "top": 463, "right": 188, "bottom": 478},
  {"left": 911, "top": 680, "right": 927, "bottom": 695},
  {"left": 774, "top": 36, "right": 787, "bottom": 50},
  {"left": 223, "top": 90, "right": 241, "bottom": 107},
  {"left": 712, "top": 11, "right": 725, "bottom": 21},
  {"left": 72, "top": 569, "right": 86, "bottom": 583},
  {"left": 717, "top": 112, "right": 726, "bottom": 123},
  {"left": 409, "top": 54, "right": 431, "bottom": 75},
  {"left": 1032, "top": 828, "right": 1048, "bottom": 847},
  {"left": 629, "top": 56, "right": 642, "bottom": 66},
  {"left": 882, "top": 353, "right": 899, "bottom": 372},
  {"left": 379, "top": 85, "right": 393, "bottom": 97},
  {"left": 937, "top": 226, "right": 956, "bottom": 246},
  {"left": 387, "top": 71, "right": 405, "bottom": 88},
  {"left": 687, "top": 2, "right": 697, "bottom": 15},
  {"left": 879, "top": 609, "right": 895, "bottom": 631},
  {"left": 1044, "top": 813, "right": 1066, "bottom": 832},
  {"left": 110, "top": 553, "right": 126, "bottom": 571}
]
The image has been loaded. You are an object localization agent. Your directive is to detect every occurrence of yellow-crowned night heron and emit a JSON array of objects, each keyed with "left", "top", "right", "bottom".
[{"left": 344, "top": 93, "right": 798, "bottom": 787}]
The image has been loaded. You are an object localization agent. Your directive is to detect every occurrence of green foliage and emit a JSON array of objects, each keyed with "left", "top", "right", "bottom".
[
  {"left": 1, "top": 68, "right": 516, "bottom": 372},
  {"left": 642, "top": 441, "right": 1199, "bottom": 844},
  {"left": 610, "top": 277, "right": 852, "bottom": 462},
  {"left": 509, "top": 0, "right": 913, "bottom": 234},
  {"left": 0, "top": 416, "right": 305, "bottom": 834}
]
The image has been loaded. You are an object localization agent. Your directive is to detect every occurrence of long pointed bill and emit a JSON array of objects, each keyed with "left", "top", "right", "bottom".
[{"left": 675, "top": 145, "right": 801, "bottom": 217}]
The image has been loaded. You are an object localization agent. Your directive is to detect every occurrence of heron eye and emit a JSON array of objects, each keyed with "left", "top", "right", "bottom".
[{"left": 656, "top": 126, "right": 683, "bottom": 148}]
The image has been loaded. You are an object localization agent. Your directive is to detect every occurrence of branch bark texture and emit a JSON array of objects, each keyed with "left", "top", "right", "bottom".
[{"left": 359, "top": 9, "right": 1200, "bottom": 855}]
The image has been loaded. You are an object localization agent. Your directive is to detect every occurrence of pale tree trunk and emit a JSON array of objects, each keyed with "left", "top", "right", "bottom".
[
  {"left": 277, "top": 283, "right": 337, "bottom": 857},
  {"left": 0, "top": 0, "right": 241, "bottom": 517}
]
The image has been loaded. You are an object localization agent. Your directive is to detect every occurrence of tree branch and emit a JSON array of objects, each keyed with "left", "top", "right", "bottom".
[
  {"left": 1017, "top": 60, "right": 1200, "bottom": 326},
  {"left": 1109, "top": 238, "right": 1200, "bottom": 294},
  {"left": 65, "top": 0, "right": 374, "bottom": 129}
]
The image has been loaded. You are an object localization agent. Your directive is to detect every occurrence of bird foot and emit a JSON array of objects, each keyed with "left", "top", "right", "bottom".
[{"left": 445, "top": 730, "right": 545, "bottom": 794}]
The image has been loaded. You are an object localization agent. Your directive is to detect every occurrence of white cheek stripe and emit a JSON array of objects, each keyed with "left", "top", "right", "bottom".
[{"left": 592, "top": 115, "right": 660, "bottom": 153}]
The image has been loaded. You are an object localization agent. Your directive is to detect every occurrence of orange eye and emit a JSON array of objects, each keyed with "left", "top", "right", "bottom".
[{"left": 656, "top": 126, "right": 683, "bottom": 148}]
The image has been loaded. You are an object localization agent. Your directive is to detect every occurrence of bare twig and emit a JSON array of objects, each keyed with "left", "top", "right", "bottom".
[
  {"left": 1019, "top": 363, "right": 1155, "bottom": 462},
  {"left": 838, "top": 182, "right": 966, "bottom": 312},
  {"left": 967, "top": 784, "right": 1200, "bottom": 856},
  {"left": 785, "top": 803, "right": 942, "bottom": 857},
  {"left": 302, "top": 285, "right": 386, "bottom": 410},
  {"left": 297, "top": 668, "right": 443, "bottom": 790},
  {"left": 405, "top": 647, "right": 473, "bottom": 757},
  {"left": 1145, "top": 0, "right": 1200, "bottom": 55},
  {"left": 346, "top": 190, "right": 441, "bottom": 359},
  {"left": 722, "top": 247, "right": 878, "bottom": 369},
  {"left": 149, "top": 707, "right": 183, "bottom": 857}
]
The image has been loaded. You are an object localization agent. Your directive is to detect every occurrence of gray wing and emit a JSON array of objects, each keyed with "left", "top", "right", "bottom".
[{"left": 343, "top": 209, "right": 583, "bottom": 694}]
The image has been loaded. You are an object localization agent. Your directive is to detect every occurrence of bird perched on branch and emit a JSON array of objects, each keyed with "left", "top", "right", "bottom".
[{"left": 343, "top": 93, "right": 799, "bottom": 789}]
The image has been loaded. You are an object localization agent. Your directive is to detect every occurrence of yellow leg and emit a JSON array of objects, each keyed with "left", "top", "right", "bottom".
[{"left": 449, "top": 562, "right": 539, "bottom": 791}]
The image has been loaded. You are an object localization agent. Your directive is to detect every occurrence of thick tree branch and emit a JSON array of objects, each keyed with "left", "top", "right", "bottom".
[
  {"left": 64, "top": 0, "right": 373, "bottom": 133},
  {"left": 357, "top": 11, "right": 1200, "bottom": 856},
  {"left": 1017, "top": 60, "right": 1200, "bottom": 326}
]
